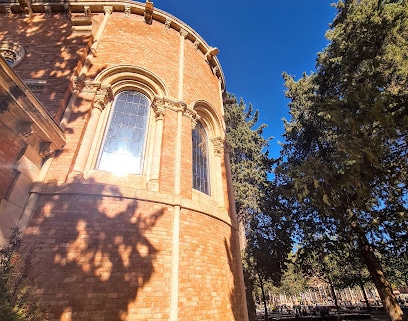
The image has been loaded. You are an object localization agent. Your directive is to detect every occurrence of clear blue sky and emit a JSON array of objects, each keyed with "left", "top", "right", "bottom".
[{"left": 155, "top": 1, "right": 337, "bottom": 158}]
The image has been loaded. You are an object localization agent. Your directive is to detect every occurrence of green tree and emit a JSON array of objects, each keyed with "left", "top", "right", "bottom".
[
  {"left": 0, "top": 228, "right": 46, "bottom": 321},
  {"left": 277, "top": 1, "right": 408, "bottom": 321},
  {"left": 223, "top": 93, "right": 272, "bottom": 227},
  {"left": 224, "top": 93, "right": 294, "bottom": 320}
]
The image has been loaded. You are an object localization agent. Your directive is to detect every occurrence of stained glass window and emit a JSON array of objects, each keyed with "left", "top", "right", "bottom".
[
  {"left": 97, "top": 91, "right": 149, "bottom": 175},
  {"left": 192, "top": 122, "right": 210, "bottom": 194}
]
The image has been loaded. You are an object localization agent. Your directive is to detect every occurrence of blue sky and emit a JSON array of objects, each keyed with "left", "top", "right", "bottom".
[{"left": 155, "top": 1, "right": 337, "bottom": 158}]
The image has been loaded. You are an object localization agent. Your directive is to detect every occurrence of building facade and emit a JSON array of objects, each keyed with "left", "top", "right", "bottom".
[{"left": 0, "top": 0, "right": 249, "bottom": 320}]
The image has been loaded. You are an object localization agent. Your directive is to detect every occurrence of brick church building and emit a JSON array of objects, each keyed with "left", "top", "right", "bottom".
[{"left": 0, "top": 0, "right": 249, "bottom": 320}]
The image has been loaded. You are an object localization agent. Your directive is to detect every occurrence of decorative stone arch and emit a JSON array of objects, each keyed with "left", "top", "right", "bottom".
[
  {"left": 94, "top": 64, "right": 169, "bottom": 99},
  {"left": 192, "top": 99, "right": 223, "bottom": 138},
  {"left": 70, "top": 65, "right": 170, "bottom": 188},
  {"left": 191, "top": 100, "right": 226, "bottom": 206}
]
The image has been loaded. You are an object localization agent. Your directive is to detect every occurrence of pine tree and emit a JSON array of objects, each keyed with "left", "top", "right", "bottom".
[{"left": 277, "top": 1, "right": 408, "bottom": 320}]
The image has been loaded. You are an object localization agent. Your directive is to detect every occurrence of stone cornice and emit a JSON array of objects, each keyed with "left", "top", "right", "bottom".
[
  {"left": 0, "top": 57, "right": 66, "bottom": 155},
  {"left": 0, "top": 0, "right": 225, "bottom": 91},
  {"left": 152, "top": 96, "right": 200, "bottom": 127}
]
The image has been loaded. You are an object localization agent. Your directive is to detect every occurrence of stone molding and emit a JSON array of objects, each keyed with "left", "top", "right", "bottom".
[
  {"left": 152, "top": 97, "right": 200, "bottom": 126},
  {"left": 144, "top": 0, "right": 153, "bottom": 24},
  {"left": 92, "top": 85, "right": 113, "bottom": 111},
  {"left": 165, "top": 18, "right": 171, "bottom": 29},
  {"left": 211, "top": 136, "right": 224, "bottom": 156},
  {"left": 0, "top": 58, "right": 65, "bottom": 156},
  {"left": 124, "top": 5, "right": 131, "bottom": 17},
  {"left": 24, "top": 79, "right": 47, "bottom": 93},
  {"left": 17, "top": 121, "right": 34, "bottom": 138},
  {"left": 0, "top": 1, "right": 225, "bottom": 90},
  {"left": 151, "top": 98, "right": 166, "bottom": 121},
  {"left": 180, "top": 28, "right": 188, "bottom": 38}
]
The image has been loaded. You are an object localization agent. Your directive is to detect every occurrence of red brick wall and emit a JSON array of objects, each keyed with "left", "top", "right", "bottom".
[
  {"left": 24, "top": 188, "right": 173, "bottom": 321},
  {"left": 2, "top": 7, "right": 246, "bottom": 321},
  {"left": 44, "top": 92, "right": 94, "bottom": 183},
  {"left": 183, "top": 41, "right": 222, "bottom": 111},
  {"left": 159, "top": 108, "right": 178, "bottom": 194},
  {"left": 88, "top": 13, "right": 180, "bottom": 99},
  {"left": 179, "top": 209, "right": 245, "bottom": 321},
  {"left": 0, "top": 15, "right": 90, "bottom": 120},
  {"left": 0, "top": 123, "right": 25, "bottom": 200}
]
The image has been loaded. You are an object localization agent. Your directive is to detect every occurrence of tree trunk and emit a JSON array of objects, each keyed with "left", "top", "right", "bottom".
[
  {"left": 358, "top": 278, "right": 370, "bottom": 309},
  {"left": 258, "top": 274, "right": 268, "bottom": 321},
  {"left": 358, "top": 234, "right": 406, "bottom": 321},
  {"left": 326, "top": 275, "right": 339, "bottom": 312},
  {"left": 329, "top": 282, "right": 340, "bottom": 312},
  {"left": 244, "top": 269, "right": 257, "bottom": 321}
]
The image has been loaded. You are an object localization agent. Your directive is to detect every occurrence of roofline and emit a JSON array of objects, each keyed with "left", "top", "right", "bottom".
[{"left": 0, "top": 0, "right": 226, "bottom": 91}]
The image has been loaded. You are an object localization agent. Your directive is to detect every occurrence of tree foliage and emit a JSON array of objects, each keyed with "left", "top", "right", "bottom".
[
  {"left": 277, "top": 1, "right": 408, "bottom": 320},
  {"left": 0, "top": 228, "right": 46, "bottom": 321},
  {"left": 224, "top": 93, "right": 272, "bottom": 227},
  {"left": 224, "top": 93, "right": 293, "bottom": 319}
]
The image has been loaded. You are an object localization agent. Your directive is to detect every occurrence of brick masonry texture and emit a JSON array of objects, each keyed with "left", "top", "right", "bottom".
[
  {"left": 1, "top": 5, "right": 247, "bottom": 321},
  {"left": 0, "top": 15, "right": 91, "bottom": 121},
  {"left": 0, "top": 125, "right": 25, "bottom": 199}
]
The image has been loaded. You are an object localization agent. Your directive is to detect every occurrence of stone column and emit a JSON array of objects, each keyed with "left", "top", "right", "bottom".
[
  {"left": 68, "top": 85, "right": 112, "bottom": 182},
  {"left": 211, "top": 136, "right": 226, "bottom": 207},
  {"left": 147, "top": 97, "right": 166, "bottom": 191}
]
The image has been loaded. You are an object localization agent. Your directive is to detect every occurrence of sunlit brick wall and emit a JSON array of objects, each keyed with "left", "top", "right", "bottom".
[
  {"left": 2, "top": 4, "right": 247, "bottom": 321},
  {"left": 0, "top": 15, "right": 90, "bottom": 121}
]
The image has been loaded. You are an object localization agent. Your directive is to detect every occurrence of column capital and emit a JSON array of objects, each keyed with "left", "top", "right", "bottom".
[
  {"left": 93, "top": 85, "right": 112, "bottom": 111},
  {"left": 180, "top": 28, "right": 188, "bottom": 38},
  {"left": 103, "top": 6, "right": 113, "bottom": 15},
  {"left": 211, "top": 136, "right": 224, "bottom": 156},
  {"left": 72, "top": 76, "right": 85, "bottom": 91},
  {"left": 84, "top": 6, "right": 91, "bottom": 17},
  {"left": 151, "top": 98, "right": 166, "bottom": 121}
]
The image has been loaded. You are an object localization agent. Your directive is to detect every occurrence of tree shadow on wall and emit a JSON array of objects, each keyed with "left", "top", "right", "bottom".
[
  {"left": 23, "top": 178, "right": 165, "bottom": 321},
  {"left": 0, "top": 10, "right": 94, "bottom": 122},
  {"left": 225, "top": 234, "right": 247, "bottom": 321}
]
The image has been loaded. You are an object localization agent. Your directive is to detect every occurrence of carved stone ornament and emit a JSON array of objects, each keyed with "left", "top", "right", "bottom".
[
  {"left": 194, "top": 39, "right": 200, "bottom": 50},
  {"left": 124, "top": 5, "right": 131, "bottom": 17},
  {"left": 103, "top": 6, "right": 112, "bottom": 15},
  {"left": 0, "top": 42, "right": 25, "bottom": 67},
  {"left": 165, "top": 18, "right": 171, "bottom": 29},
  {"left": 211, "top": 137, "right": 224, "bottom": 156},
  {"left": 44, "top": 5, "right": 51, "bottom": 17},
  {"left": 93, "top": 86, "right": 112, "bottom": 111},
  {"left": 188, "top": 108, "right": 201, "bottom": 129},
  {"left": 84, "top": 6, "right": 91, "bottom": 17},
  {"left": 64, "top": 3, "right": 71, "bottom": 18},
  {"left": 144, "top": 1, "right": 153, "bottom": 25},
  {"left": 4, "top": 5, "right": 12, "bottom": 17},
  {"left": 151, "top": 98, "right": 166, "bottom": 120},
  {"left": 183, "top": 106, "right": 198, "bottom": 122},
  {"left": 180, "top": 28, "right": 188, "bottom": 38},
  {"left": 17, "top": 121, "right": 34, "bottom": 138},
  {"left": 83, "top": 81, "right": 101, "bottom": 93},
  {"left": 40, "top": 142, "right": 53, "bottom": 158},
  {"left": 72, "top": 76, "right": 85, "bottom": 91}
]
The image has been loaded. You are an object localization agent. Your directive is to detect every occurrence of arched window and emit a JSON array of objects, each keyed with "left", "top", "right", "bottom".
[
  {"left": 192, "top": 122, "right": 210, "bottom": 194},
  {"left": 97, "top": 91, "right": 150, "bottom": 175}
]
